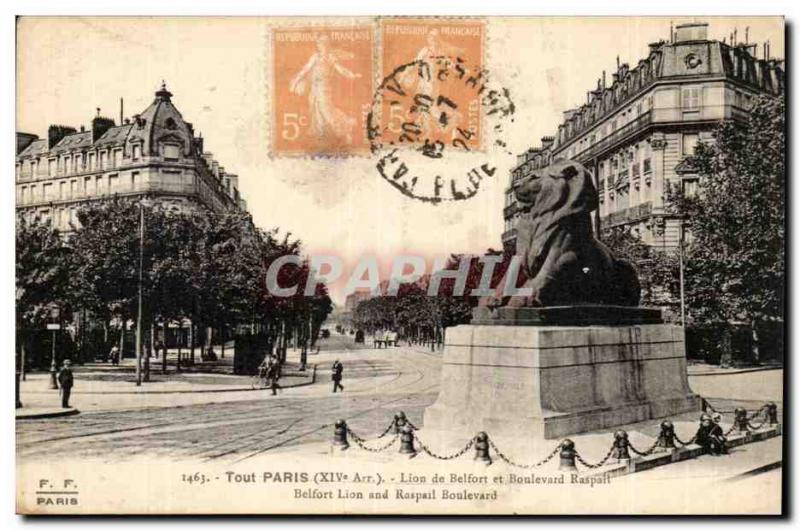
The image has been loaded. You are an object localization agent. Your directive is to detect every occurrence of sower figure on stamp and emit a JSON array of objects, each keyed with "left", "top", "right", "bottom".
[
  {"left": 695, "top": 413, "right": 728, "bottom": 455},
  {"left": 331, "top": 359, "right": 344, "bottom": 393},
  {"left": 57, "top": 359, "right": 74, "bottom": 409},
  {"left": 289, "top": 34, "right": 362, "bottom": 146}
]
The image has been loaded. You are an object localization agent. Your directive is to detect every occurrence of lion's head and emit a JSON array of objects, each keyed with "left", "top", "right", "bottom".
[{"left": 513, "top": 160, "right": 597, "bottom": 269}]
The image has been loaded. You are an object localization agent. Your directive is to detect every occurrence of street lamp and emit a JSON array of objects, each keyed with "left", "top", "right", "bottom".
[
  {"left": 135, "top": 197, "right": 153, "bottom": 386},
  {"left": 47, "top": 304, "right": 60, "bottom": 390}
]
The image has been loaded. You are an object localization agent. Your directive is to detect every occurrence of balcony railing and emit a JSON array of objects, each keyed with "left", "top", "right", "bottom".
[
  {"left": 572, "top": 111, "right": 653, "bottom": 162},
  {"left": 502, "top": 228, "right": 517, "bottom": 242},
  {"left": 602, "top": 201, "right": 653, "bottom": 227},
  {"left": 503, "top": 203, "right": 518, "bottom": 219}
]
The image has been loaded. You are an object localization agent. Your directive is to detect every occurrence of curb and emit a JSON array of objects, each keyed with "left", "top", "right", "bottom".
[
  {"left": 688, "top": 366, "right": 783, "bottom": 377},
  {"left": 20, "top": 364, "right": 318, "bottom": 396},
  {"left": 16, "top": 408, "right": 80, "bottom": 420}
]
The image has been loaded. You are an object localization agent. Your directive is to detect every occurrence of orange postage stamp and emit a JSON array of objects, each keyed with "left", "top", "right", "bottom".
[
  {"left": 271, "top": 25, "right": 375, "bottom": 156},
  {"left": 379, "top": 18, "right": 486, "bottom": 152}
]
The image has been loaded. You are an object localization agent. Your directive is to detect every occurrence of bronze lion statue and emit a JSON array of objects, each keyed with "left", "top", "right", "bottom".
[{"left": 499, "top": 159, "right": 640, "bottom": 307}]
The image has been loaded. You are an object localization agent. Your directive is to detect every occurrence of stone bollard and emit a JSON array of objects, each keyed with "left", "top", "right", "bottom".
[
  {"left": 394, "top": 411, "right": 407, "bottom": 434},
  {"left": 655, "top": 420, "right": 677, "bottom": 451},
  {"left": 734, "top": 407, "right": 749, "bottom": 433},
  {"left": 332, "top": 419, "right": 349, "bottom": 451},
  {"left": 398, "top": 424, "right": 417, "bottom": 457},
  {"left": 766, "top": 402, "right": 778, "bottom": 425},
  {"left": 473, "top": 432, "right": 492, "bottom": 466},
  {"left": 612, "top": 430, "right": 631, "bottom": 461},
  {"left": 559, "top": 439, "right": 577, "bottom": 471}
]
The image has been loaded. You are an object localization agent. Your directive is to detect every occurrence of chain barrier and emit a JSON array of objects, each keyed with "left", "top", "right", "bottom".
[
  {"left": 346, "top": 427, "right": 400, "bottom": 453},
  {"left": 674, "top": 432, "right": 697, "bottom": 446},
  {"left": 746, "top": 407, "right": 768, "bottom": 430},
  {"left": 628, "top": 438, "right": 660, "bottom": 457},
  {"left": 375, "top": 419, "right": 397, "bottom": 440},
  {"left": 412, "top": 433, "right": 475, "bottom": 461},
  {"left": 339, "top": 401, "right": 778, "bottom": 461},
  {"left": 574, "top": 444, "right": 616, "bottom": 469},
  {"left": 486, "top": 437, "right": 561, "bottom": 469}
]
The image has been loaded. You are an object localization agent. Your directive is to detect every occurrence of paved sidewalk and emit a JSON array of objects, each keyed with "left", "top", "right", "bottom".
[{"left": 16, "top": 407, "right": 80, "bottom": 420}]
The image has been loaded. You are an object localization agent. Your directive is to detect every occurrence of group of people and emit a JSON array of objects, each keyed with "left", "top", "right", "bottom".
[{"left": 695, "top": 412, "right": 728, "bottom": 455}]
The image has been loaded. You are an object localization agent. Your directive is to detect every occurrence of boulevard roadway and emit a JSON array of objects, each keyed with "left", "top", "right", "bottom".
[{"left": 16, "top": 335, "right": 443, "bottom": 463}]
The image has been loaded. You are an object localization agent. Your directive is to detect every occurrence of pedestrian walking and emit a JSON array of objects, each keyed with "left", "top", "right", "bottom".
[
  {"left": 267, "top": 358, "right": 282, "bottom": 396},
  {"left": 109, "top": 345, "right": 120, "bottom": 365},
  {"left": 332, "top": 359, "right": 344, "bottom": 393},
  {"left": 57, "top": 359, "right": 74, "bottom": 409}
]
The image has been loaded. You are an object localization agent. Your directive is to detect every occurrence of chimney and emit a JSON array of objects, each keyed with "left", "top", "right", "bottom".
[
  {"left": 674, "top": 22, "right": 709, "bottom": 43},
  {"left": 48, "top": 125, "right": 77, "bottom": 149},
  {"left": 120, "top": 98, "right": 124, "bottom": 125},
  {"left": 91, "top": 116, "right": 116, "bottom": 142}
]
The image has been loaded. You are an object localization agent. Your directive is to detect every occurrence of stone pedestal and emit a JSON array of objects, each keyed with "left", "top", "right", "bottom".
[{"left": 423, "top": 307, "right": 700, "bottom": 440}]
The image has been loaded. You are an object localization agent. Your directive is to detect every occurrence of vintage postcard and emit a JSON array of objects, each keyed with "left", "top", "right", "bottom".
[{"left": 14, "top": 15, "right": 785, "bottom": 515}]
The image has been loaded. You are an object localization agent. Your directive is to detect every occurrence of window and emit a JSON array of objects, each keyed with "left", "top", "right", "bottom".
[
  {"left": 682, "top": 133, "right": 699, "bottom": 156},
  {"left": 20, "top": 186, "right": 27, "bottom": 203},
  {"left": 163, "top": 144, "right": 180, "bottom": 160},
  {"left": 30, "top": 185, "right": 37, "bottom": 201},
  {"left": 88, "top": 152, "right": 96, "bottom": 170},
  {"left": 131, "top": 171, "right": 139, "bottom": 190},
  {"left": 108, "top": 174, "right": 119, "bottom": 193},
  {"left": 682, "top": 86, "right": 701, "bottom": 111},
  {"left": 99, "top": 151, "right": 107, "bottom": 169},
  {"left": 132, "top": 144, "right": 141, "bottom": 160},
  {"left": 96, "top": 175, "right": 105, "bottom": 195},
  {"left": 84, "top": 176, "right": 92, "bottom": 195},
  {"left": 43, "top": 182, "right": 53, "bottom": 199},
  {"left": 683, "top": 179, "right": 698, "bottom": 197},
  {"left": 75, "top": 154, "right": 82, "bottom": 171},
  {"left": 113, "top": 149, "right": 122, "bottom": 168},
  {"left": 643, "top": 158, "right": 652, "bottom": 173},
  {"left": 70, "top": 180, "right": 77, "bottom": 198},
  {"left": 48, "top": 159, "right": 56, "bottom": 177},
  {"left": 59, "top": 181, "right": 66, "bottom": 200}
]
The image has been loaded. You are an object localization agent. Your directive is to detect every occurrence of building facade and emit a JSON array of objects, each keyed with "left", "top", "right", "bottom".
[
  {"left": 15, "top": 83, "right": 247, "bottom": 231},
  {"left": 503, "top": 22, "right": 784, "bottom": 252}
]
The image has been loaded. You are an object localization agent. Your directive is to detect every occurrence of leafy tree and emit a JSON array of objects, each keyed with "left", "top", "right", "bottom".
[
  {"left": 16, "top": 215, "right": 71, "bottom": 369},
  {"left": 669, "top": 94, "right": 785, "bottom": 363},
  {"left": 602, "top": 227, "right": 681, "bottom": 313}
]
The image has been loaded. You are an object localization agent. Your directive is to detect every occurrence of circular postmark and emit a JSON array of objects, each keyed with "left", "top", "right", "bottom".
[{"left": 367, "top": 55, "right": 515, "bottom": 204}]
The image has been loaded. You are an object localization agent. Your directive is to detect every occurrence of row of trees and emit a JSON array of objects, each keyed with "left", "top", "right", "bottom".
[
  {"left": 351, "top": 251, "right": 510, "bottom": 345},
  {"left": 16, "top": 198, "right": 332, "bottom": 373}
]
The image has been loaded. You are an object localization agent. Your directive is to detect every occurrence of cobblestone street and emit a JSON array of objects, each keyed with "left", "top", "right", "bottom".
[{"left": 16, "top": 336, "right": 444, "bottom": 463}]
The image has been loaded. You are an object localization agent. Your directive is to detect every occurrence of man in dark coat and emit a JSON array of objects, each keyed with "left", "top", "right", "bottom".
[
  {"left": 695, "top": 413, "right": 728, "bottom": 455},
  {"left": 57, "top": 359, "right": 74, "bottom": 408},
  {"left": 332, "top": 359, "right": 344, "bottom": 393}
]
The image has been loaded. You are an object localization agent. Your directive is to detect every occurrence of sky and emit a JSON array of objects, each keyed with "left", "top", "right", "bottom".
[{"left": 16, "top": 16, "right": 784, "bottom": 303}]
